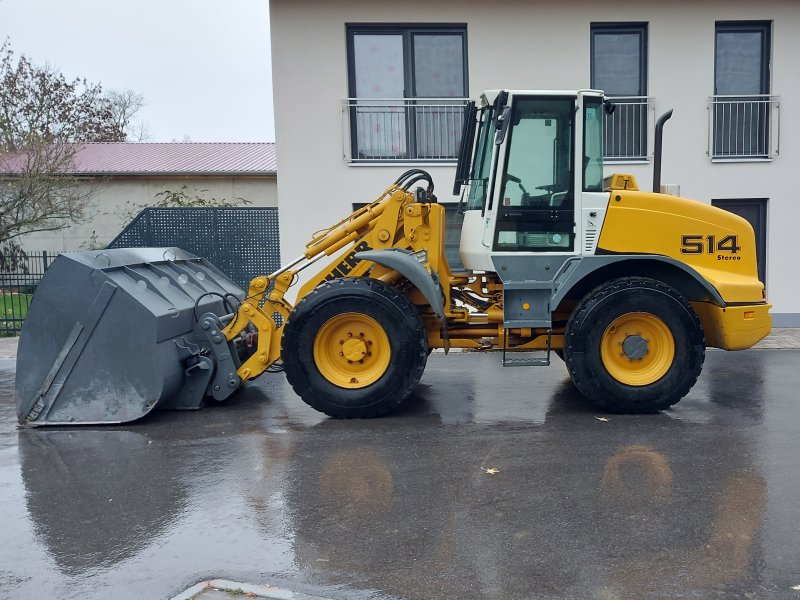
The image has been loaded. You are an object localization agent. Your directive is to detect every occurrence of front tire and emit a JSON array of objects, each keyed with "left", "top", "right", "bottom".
[
  {"left": 282, "top": 278, "right": 428, "bottom": 418},
  {"left": 563, "top": 277, "right": 704, "bottom": 413}
]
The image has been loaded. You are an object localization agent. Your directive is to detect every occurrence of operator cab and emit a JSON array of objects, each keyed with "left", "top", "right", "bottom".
[{"left": 455, "top": 89, "right": 608, "bottom": 272}]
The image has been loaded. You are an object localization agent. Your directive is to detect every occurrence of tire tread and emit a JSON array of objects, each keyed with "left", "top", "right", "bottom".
[
  {"left": 563, "top": 277, "right": 705, "bottom": 413},
  {"left": 282, "top": 278, "right": 428, "bottom": 418}
]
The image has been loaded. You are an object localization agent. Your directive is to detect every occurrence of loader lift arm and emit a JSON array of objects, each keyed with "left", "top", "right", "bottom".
[{"left": 220, "top": 169, "right": 448, "bottom": 391}]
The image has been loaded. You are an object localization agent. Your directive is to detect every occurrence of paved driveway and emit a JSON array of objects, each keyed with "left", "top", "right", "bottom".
[{"left": 1, "top": 350, "right": 800, "bottom": 599}]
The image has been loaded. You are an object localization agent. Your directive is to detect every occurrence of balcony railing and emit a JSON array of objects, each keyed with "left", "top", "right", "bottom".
[
  {"left": 709, "top": 95, "right": 780, "bottom": 159},
  {"left": 603, "top": 96, "right": 653, "bottom": 161},
  {"left": 343, "top": 98, "right": 469, "bottom": 162}
]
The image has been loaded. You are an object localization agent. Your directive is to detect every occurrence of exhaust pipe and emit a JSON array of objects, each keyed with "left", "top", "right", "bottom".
[{"left": 653, "top": 109, "right": 674, "bottom": 193}]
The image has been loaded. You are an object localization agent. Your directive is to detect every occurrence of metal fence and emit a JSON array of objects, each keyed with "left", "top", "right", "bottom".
[
  {"left": 603, "top": 96, "right": 653, "bottom": 161},
  {"left": 709, "top": 95, "right": 780, "bottom": 159},
  {"left": 343, "top": 98, "right": 469, "bottom": 161},
  {"left": 0, "top": 251, "right": 55, "bottom": 336}
]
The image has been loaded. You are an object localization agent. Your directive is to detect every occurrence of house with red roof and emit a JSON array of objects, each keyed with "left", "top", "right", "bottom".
[{"left": 9, "top": 142, "right": 277, "bottom": 252}]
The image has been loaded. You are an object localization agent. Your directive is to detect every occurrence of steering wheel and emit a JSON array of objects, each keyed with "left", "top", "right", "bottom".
[
  {"left": 505, "top": 173, "right": 528, "bottom": 196},
  {"left": 535, "top": 183, "right": 565, "bottom": 193}
]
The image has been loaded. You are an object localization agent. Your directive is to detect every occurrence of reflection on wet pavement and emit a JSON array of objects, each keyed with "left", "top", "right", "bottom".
[
  {"left": 1, "top": 351, "right": 800, "bottom": 599},
  {"left": 18, "top": 430, "right": 187, "bottom": 575}
]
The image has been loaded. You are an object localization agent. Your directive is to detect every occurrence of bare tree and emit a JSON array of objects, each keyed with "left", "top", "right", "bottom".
[
  {"left": 105, "top": 89, "right": 150, "bottom": 141},
  {"left": 0, "top": 42, "right": 143, "bottom": 246}
]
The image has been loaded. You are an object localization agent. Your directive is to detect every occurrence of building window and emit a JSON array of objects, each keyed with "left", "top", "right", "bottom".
[
  {"left": 590, "top": 23, "right": 649, "bottom": 161},
  {"left": 346, "top": 25, "right": 468, "bottom": 162},
  {"left": 711, "top": 22, "right": 777, "bottom": 159}
]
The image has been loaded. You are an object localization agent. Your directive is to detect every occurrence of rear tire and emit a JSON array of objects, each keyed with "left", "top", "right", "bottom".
[
  {"left": 563, "top": 277, "right": 704, "bottom": 413},
  {"left": 282, "top": 278, "right": 428, "bottom": 418}
]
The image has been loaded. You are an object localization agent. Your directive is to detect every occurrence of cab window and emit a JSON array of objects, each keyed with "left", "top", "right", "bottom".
[
  {"left": 466, "top": 107, "right": 496, "bottom": 211},
  {"left": 494, "top": 97, "right": 575, "bottom": 252}
]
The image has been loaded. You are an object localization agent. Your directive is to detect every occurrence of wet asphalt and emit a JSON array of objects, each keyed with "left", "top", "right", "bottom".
[{"left": 1, "top": 350, "right": 800, "bottom": 600}]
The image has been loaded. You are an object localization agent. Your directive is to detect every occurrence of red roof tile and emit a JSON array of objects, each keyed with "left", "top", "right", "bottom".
[{"left": 68, "top": 142, "right": 277, "bottom": 175}]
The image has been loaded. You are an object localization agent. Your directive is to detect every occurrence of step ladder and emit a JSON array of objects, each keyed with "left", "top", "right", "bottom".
[{"left": 502, "top": 327, "right": 552, "bottom": 367}]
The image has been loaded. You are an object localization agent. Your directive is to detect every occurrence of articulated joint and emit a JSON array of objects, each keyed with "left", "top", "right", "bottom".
[{"left": 247, "top": 276, "right": 269, "bottom": 296}]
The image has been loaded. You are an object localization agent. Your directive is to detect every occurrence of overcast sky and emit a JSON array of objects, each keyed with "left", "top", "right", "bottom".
[{"left": 2, "top": 0, "right": 275, "bottom": 143}]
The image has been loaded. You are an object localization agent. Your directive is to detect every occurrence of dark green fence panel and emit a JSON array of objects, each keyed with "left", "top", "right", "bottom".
[{"left": 108, "top": 207, "right": 281, "bottom": 290}]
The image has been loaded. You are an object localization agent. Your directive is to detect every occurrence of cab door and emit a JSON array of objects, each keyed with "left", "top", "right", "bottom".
[{"left": 490, "top": 96, "right": 577, "bottom": 255}]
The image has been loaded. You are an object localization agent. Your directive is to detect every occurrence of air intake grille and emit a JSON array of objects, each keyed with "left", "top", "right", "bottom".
[{"left": 584, "top": 229, "right": 598, "bottom": 254}]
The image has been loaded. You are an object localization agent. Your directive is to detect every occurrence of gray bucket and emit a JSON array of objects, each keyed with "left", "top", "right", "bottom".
[{"left": 15, "top": 248, "right": 244, "bottom": 426}]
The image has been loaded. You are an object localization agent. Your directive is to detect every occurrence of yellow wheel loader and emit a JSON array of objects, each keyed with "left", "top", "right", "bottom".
[{"left": 16, "top": 89, "right": 772, "bottom": 425}]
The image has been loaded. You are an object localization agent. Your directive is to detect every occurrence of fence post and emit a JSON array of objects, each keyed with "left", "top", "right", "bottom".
[{"left": 42, "top": 250, "right": 49, "bottom": 272}]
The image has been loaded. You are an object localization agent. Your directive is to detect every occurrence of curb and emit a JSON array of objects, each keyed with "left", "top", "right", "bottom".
[{"left": 171, "top": 579, "right": 335, "bottom": 600}]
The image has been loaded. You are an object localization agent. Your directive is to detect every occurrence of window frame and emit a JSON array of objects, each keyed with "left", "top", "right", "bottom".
[
  {"left": 590, "top": 23, "right": 648, "bottom": 97},
  {"left": 590, "top": 23, "right": 649, "bottom": 163},
  {"left": 711, "top": 21, "right": 773, "bottom": 159},
  {"left": 345, "top": 23, "right": 469, "bottom": 162},
  {"left": 714, "top": 21, "right": 771, "bottom": 96}
]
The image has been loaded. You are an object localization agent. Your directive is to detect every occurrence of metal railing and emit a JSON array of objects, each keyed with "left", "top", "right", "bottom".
[
  {"left": 709, "top": 95, "right": 780, "bottom": 159},
  {"left": 343, "top": 98, "right": 469, "bottom": 161},
  {"left": 0, "top": 251, "right": 55, "bottom": 336},
  {"left": 603, "top": 96, "right": 653, "bottom": 161}
]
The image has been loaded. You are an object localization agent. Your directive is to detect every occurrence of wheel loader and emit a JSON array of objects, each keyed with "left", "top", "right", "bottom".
[{"left": 15, "top": 89, "right": 772, "bottom": 426}]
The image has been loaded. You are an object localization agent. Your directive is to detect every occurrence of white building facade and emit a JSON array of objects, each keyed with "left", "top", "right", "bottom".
[{"left": 270, "top": 0, "right": 799, "bottom": 325}]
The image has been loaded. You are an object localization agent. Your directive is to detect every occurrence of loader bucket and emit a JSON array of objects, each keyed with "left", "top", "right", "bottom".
[{"left": 15, "top": 248, "right": 244, "bottom": 426}]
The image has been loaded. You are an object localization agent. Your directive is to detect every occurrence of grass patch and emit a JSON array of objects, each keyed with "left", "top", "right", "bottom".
[{"left": 0, "top": 292, "right": 33, "bottom": 336}]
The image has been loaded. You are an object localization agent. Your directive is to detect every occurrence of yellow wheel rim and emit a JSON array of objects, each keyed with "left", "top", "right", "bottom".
[
  {"left": 600, "top": 312, "right": 675, "bottom": 386},
  {"left": 313, "top": 313, "right": 391, "bottom": 389}
]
